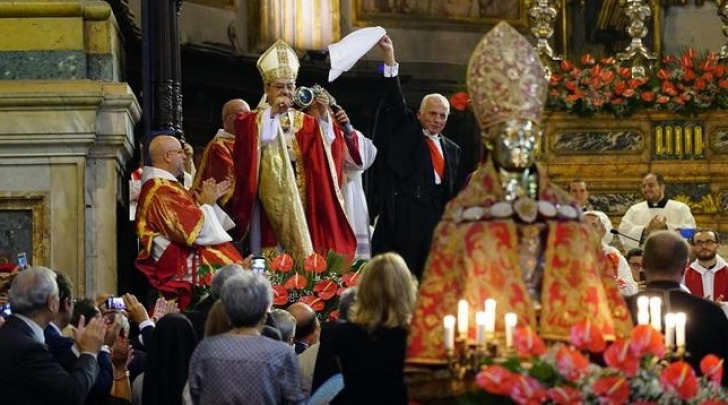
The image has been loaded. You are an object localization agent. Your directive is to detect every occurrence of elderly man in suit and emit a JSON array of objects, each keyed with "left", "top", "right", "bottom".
[
  {"left": 371, "top": 35, "right": 462, "bottom": 279},
  {"left": 626, "top": 231, "right": 728, "bottom": 385},
  {"left": 0, "top": 266, "right": 106, "bottom": 404}
]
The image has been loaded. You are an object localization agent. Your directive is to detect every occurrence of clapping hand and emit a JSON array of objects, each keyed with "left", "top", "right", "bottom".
[{"left": 198, "top": 178, "right": 230, "bottom": 206}]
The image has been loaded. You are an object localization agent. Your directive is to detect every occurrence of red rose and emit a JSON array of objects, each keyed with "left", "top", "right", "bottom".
[
  {"left": 569, "top": 319, "right": 606, "bottom": 353},
  {"left": 449, "top": 91, "right": 469, "bottom": 112},
  {"left": 604, "top": 339, "right": 640, "bottom": 376},
  {"left": 303, "top": 252, "right": 327, "bottom": 274},
  {"left": 270, "top": 253, "right": 294, "bottom": 273},
  {"left": 271, "top": 284, "right": 289, "bottom": 306},
  {"left": 700, "top": 354, "right": 724, "bottom": 384},
  {"left": 593, "top": 376, "right": 629, "bottom": 405},
  {"left": 660, "top": 361, "right": 699, "bottom": 401},
  {"left": 475, "top": 365, "right": 514, "bottom": 396}
]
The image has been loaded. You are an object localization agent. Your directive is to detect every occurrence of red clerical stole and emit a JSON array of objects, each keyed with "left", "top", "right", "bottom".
[{"left": 425, "top": 137, "right": 444, "bottom": 179}]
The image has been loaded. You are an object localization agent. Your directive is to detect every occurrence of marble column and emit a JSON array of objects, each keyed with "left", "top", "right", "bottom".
[{"left": 0, "top": 1, "right": 140, "bottom": 297}]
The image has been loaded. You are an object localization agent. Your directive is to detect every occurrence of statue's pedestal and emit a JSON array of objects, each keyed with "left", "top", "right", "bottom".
[{"left": 0, "top": 1, "right": 139, "bottom": 297}]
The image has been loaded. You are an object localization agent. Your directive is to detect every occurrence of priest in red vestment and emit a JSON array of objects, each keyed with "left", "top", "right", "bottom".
[
  {"left": 230, "top": 40, "right": 356, "bottom": 260},
  {"left": 684, "top": 230, "right": 728, "bottom": 312},
  {"left": 192, "top": 98, "right": 250, "bottom": 210},
  {"left": 136, "top": 135, "right": 243, "bottom": 309},
  {"left": 406, "top": 22, "right": 632, "bottom": 365}
]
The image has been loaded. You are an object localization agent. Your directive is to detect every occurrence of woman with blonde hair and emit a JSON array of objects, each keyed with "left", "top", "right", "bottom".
[{"left": 318, "top": 252, "right": 417, "bottom": 404}]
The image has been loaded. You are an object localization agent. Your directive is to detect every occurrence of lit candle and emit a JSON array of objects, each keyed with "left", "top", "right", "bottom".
[
  {"left": 475, "top": 311, "right": 486, "bottom": 346},
  {"left": 675, "top": 312, "right": 687, "bottom": 348},
  {"left": 484, "top": 299, "right": 497, "bottom": 334},
  {"left": 664, "top": 313, "right": 676, "bottom": 349},
  {"left": 443, "top": 315, "right": 456, "bottom": 350},
  {"left": 649, "top": 296, "right": 662, "bottom": 332},
  {"left": 458, "top": 299, "right": 469, "bottom": 338},
  {"left": 637, "top": 296, "right": 650, "bottom": 325},
  {"left": 505, "top": 312, "right": 517, "bottom": 349}
]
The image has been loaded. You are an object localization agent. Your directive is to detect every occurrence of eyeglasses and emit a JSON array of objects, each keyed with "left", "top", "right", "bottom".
[
  {"left": 269, "top": 83, "right": 295, "bottom": 91},
  {"left": 693, "top": 240, "right": 718, "bottom": 247},
  {"left": 628, "top": 262, "right": 642, "bottom": 269}
]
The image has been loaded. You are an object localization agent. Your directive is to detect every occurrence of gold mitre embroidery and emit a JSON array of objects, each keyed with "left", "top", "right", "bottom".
[
  {"left": 257, "top": 40, "right": 300, "bottom": 83},
  {"left": 466, "top": 22, "right": 547, "bottom": 139}
]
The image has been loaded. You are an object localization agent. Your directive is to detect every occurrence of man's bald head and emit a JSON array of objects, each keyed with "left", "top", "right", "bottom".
[
  {"left": 148, "top": 135, "right": 186, "bottom": 178},
  {"left": 222, "top": 99, "right": 250, "bottom": 133},
  {"left": 286, "top": 302, "right": 318, "bottom": 343},
  {"left": 642, "top": 230, "right": 690, "bottom": 282}
]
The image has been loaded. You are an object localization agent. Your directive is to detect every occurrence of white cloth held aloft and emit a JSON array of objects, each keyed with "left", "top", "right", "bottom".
[{"left": 328, "top": 26, "right": 386, "bottom": 82}]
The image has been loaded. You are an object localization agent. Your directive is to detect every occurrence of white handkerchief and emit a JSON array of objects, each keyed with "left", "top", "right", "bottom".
[{"left": 328, "top": 26, "right": 386, "bottom": 82}]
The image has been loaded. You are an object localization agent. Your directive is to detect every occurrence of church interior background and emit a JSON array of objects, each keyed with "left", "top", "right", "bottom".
[{"left": 1, "top": 0, "right": 728, "bottom": 316}]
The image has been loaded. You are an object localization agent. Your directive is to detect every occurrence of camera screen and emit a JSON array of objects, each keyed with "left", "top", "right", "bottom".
[
  {"left": 0, "top": 303, "right": 11, "bottom": 318},
  {"left": 251, "top": 258, "right": 266, "bottom": 275},
  {"left": 106, "top": 297, "right": 126, "bottom": 310}
]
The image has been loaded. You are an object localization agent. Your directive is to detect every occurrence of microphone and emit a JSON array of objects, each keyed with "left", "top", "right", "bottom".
[
  {"left": 610, "top": 228, "right": 641, "bottom": 243},
  {"left": 329, "top": 103, "right": 354, "bottom": 135}
]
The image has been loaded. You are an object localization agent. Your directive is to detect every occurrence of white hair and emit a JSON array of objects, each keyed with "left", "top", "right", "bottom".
[{"left": 418, "top": 93, "right": 450, "bottom": 115}]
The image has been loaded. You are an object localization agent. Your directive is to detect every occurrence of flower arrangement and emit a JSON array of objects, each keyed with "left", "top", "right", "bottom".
[
  {"left": 262, "top": 250, "right": 366, "bottom": 322},
  {"left": 546, "top": 49, "right": 728, "bottom": 117},
  {"left": 459, "top": 320, "right": 728, "bottom": 405}
]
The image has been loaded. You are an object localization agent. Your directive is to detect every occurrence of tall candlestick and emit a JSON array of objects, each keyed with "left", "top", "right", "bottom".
[
  {"left": 475, "top": 311, "right": 486, "bottom": 346},
  {"left": 484, "top": 299, "right": 497, "bottom": 334},
  {"left": 458, "top": 299, "right": 469, "bottom": 338},
  {"left": 675, "top": 312, "right": 687, "bottom": 348},
  {"left": 649, "top": 296, "right": 662, "bottom": 332},
  {"left": 637, "top": 296, "right": 649, "bottom": 325},
  {"left": 505, "top": 313, "right": 517, "bottom": 349},
  {"left": 443, "top": 315, "right": 456, "bottom": 350},
  {"left": 664, "top": 312, "right": 676, "bottom": 349}
]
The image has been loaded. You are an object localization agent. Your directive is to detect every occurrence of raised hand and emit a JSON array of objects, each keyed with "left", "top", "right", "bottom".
[
  {"left": 75, "top": 315, "right": 105, "bottom": 355},
  {"left": 378, "top": 35, "right": 395, "bottom": 66},
  {"left": 122, "top": 293, "right": 150, "bottom": 325}
]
